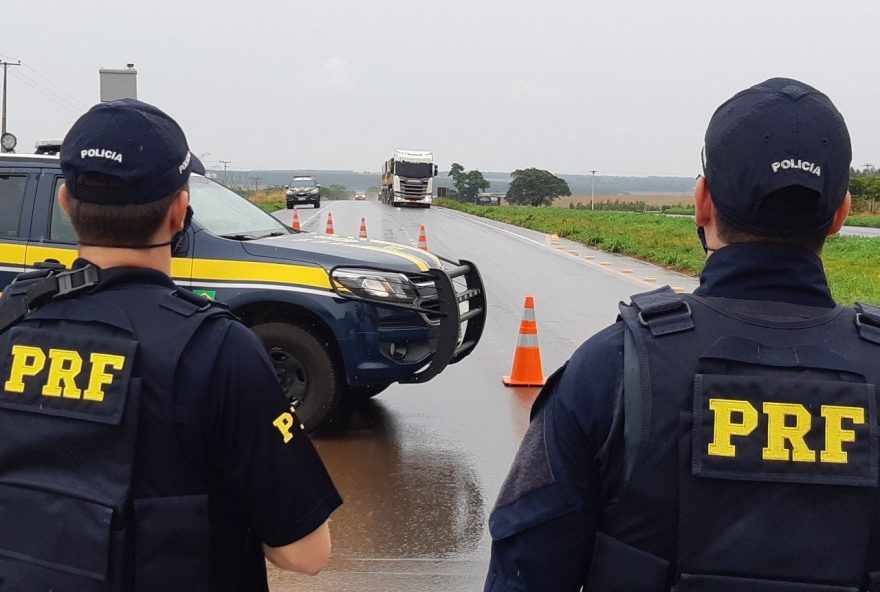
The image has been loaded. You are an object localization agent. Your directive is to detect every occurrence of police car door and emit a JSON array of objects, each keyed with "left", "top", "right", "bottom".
[
  {"left": 26, "top": 171, "right": 196, "bottom": 287},
  {"left": 26, "top": 172, "right": 80, "bottom": 270},
  {"left": 0, "top": 164, "right": 42, "bottom": 288}
]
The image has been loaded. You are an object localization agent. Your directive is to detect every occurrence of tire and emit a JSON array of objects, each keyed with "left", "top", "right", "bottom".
[
  {"left": 314, "top": 201, "right": 320, "bottom": 208},
  {"left": 345, "top": 383, "right": 391, "bottom": 401},
  {"left": 252, "top": 322, "right": 342, "bottom": 433}
]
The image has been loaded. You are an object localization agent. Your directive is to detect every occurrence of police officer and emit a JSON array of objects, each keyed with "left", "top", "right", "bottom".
[
  {"left": 0, "top": 99, "right": 341, "bottom": 591},
  {"left": 485, "top": 77, "right": 880, "bottom": 591}
]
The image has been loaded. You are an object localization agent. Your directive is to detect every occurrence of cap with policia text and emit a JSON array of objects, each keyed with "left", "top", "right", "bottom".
[
  {"left": 60, "top": 99, "right": 205, "bottom": 205},
  {"left": 702, "top": 77, "right": 851, "bottom": 237}
]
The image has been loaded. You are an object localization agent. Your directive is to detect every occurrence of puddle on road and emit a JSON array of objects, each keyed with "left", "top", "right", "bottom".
[{"left": 312, "top": 400, "right": 486, "bottom": 559}]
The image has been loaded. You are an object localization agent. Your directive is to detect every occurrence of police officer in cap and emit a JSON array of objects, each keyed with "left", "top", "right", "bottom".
[
  {"left": 485, "top": 77, "right": 880, "bottom": 591},
  {"left": 0, "top": 99, "right": 341, "bottom": 590}
]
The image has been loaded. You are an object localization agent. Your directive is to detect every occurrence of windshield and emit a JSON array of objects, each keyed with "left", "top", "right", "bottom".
[
  {"left": 291, "top": 179, "right": 316, "bottom": 188},
  {"left": 394, "top": 162, "right": 433, "bottom": 179},
  {"left": 190, "top": 175, "right": 289, "bottom": 238}
]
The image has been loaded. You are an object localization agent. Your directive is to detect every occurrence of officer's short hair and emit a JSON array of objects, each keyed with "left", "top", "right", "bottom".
[
  {"left": 65, "top": 176, "right": 186, "bottom": 247},
  {"left": 715, "top": 186, "right": 830, "bottom": 252}
]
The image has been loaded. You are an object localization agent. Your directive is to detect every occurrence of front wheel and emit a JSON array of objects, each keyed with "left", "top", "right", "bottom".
[
  {"left": 252, "top": 322, "right": 342, "bottom": 432},
  {"left": 314, "top": 201, "right": 320, "bottom": 208}
]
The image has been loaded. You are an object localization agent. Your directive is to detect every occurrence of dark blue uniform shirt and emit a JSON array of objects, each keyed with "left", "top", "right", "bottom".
[
  {"left": 80, "top": 263, "right": 343, "bottom": 591},
  {"left": 485, "top": 243, "right": 837, "bottom": 591}
]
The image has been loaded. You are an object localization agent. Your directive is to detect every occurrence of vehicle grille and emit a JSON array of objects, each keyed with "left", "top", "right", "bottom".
[
  {"left": 410, "top": 276, "right": 441, "bottom": 319},
  {"left": 400, "top": 181, "right": 429, "bottom": 198}
]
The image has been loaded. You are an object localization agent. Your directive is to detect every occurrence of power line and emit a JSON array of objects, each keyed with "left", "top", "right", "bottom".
[
  {"left": 20, "top": 63, "right": 87, "bottom": 109},
  {"left": 10, "top": 70, "right": 81, "bottom": 114}
]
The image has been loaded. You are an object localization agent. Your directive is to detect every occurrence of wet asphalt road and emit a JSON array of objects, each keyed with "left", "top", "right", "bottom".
[{"left": 268, "top": 200, "right": 699, "bottom": 591}]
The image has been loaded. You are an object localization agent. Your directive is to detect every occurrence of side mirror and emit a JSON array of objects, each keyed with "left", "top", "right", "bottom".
[
  {"left": 284, "top": 185, "right": 289, "bottom": 189},
  {"left": 433, "top": 164, "right": 438, "bottom": 177},
  {"left": 317, "top": 184, "right": 322, "bottom": 188}
]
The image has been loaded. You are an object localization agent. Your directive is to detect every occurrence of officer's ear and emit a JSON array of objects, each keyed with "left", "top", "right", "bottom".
[
  {"left": 168, "top": 189, "right": 189, "bottom": 231},
  {"left": 827, "top": 192, "right": 852, "bottom": 236},
  {"left": 694, "top": 176, "right": 714, "bottom": 227},
  {"left": 59, "top": 184, "right": 72, "bottom": 216}
]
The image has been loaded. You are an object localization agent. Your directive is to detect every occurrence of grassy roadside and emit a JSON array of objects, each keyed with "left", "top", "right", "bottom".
[
  {"left": 845, "top": 214, "right": 880, "bottom": 228},
  {"left": 437, "top": 200, "right": 880, "bottom": 304},
  {"left": 257, "top": 201, "right": 286, "bottom": 214}
]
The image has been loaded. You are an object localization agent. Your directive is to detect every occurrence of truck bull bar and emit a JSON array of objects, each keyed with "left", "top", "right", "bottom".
[
  {"left": 399, "top": 257, "right": 486, "bottom": 383},
  {"left": 328, "top": 258, "right": 485, "bottom": 385}
]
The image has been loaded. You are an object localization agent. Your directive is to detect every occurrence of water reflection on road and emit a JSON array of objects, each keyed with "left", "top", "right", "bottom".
[{"left": 318, "top": 399, "right": 485, "bottom": 559}]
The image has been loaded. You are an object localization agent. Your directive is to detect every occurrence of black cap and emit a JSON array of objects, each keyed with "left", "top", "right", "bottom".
[
  {"left": 60, "top": 99, "right": 204, "bottom": 205},
  {"left": 703, "top": 77, "right": 851, "bottom": 236}
]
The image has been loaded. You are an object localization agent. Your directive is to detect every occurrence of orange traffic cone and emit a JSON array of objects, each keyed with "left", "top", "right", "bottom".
[
  {"left": 325, "top": 212, "right": 335, "bottom": 235},
  {"left": 417, "top": 225, "right": 428, "bottom": 251},
  {"left": 359, "top": 217, "right": 368, "bottom": 239},
  {"left": 291, "top": 208, "right": 301, "bottom": 231},
  {"left": 502, "top": 296, "right": 546, "bottom": 387}
]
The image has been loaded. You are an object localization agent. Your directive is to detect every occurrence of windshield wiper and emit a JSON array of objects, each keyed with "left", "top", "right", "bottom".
[
  {"left": 218, "top": 233, "right": 261, "bottom": 240},
  {"left": 218, "top": 230, "right": 288, "bottom": 241}
]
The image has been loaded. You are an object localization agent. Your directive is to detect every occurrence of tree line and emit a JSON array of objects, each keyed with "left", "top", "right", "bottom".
[
  {"left": 448, "top": 163, "right": 571, "bottom": 206},
  {"left": 448, "top": 162, "right": 880, "bottom": 213},
  {"left": 850, "top": 166, "right": 879, "bottom": 214}
]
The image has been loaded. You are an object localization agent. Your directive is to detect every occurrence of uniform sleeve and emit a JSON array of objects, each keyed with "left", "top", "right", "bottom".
[
  {"left": 207, "top": 322, "right": 342, "bottom": 547},
  {"left": 485, "top": 323, "right": 624, "bottom": 592}
]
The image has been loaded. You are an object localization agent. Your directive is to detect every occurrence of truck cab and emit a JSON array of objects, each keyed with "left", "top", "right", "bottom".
[{"left": 380, "top": 150, "right": 438, "bottom": 208}]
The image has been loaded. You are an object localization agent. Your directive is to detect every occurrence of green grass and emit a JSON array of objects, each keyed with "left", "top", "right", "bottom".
[
  {"left": 845, "top": 214, "right": 880, "bottom": 228},
  {"left": 438, "top": 200, "right": 880, "bottom": 304},
  {"left": 257, "top": 201, "right": 286, "bottom": 214}
]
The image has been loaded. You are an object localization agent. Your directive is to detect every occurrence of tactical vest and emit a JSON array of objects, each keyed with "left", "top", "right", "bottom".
[
  {"left": 586, "top": 287, "right": 880, "bottom": 592},
  {"left": 0, "top": 266, "right": 233, "bottom": 591}
]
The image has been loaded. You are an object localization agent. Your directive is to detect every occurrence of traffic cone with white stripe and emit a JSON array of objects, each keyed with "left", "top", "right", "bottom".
[
  {"left": 291, "top": 208, "right": 301, "bottom": 231},
  {"left": 502, "top": 296, "right": 546, "bottom": 387},
  {"left": 417, "top": 225, "right": 428, "bottom": 251},
  {"left": 325, "top": 212, "right": 335, "bottom": 235},
  {"left": 359, "top": 217, "right": 368, "bottom": 239}
]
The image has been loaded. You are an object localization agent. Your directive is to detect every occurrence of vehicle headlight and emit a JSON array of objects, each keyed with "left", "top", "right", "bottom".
[
  {"left": 331, "top": 268, "right": 417, "bottom": 303},
  {"left": 310, "top": 188, "right": 319, "bottom": 194}
]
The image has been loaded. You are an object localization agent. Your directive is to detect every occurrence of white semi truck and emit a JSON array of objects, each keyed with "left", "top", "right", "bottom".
[{"left": 380, "top": 149, "right": 438, "bottom": 208}]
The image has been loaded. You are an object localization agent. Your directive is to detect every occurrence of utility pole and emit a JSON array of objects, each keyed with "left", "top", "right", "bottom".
[
  {"left": 219, "top": 160, "right": 231, "bottom": 185},
  {"left": 1, "top": 59, "right": 21, "bottom": 153},
  {"left": 589, "top": 170, "right": 598, "bottom": 211}
]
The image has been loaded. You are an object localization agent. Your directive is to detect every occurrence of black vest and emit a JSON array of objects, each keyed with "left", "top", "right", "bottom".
[
  {"left": 587, "top": 287, "right": 880, "bottom": 592},
  {"left": 0, "top": 269, "right": 232, "bottom": 591}
]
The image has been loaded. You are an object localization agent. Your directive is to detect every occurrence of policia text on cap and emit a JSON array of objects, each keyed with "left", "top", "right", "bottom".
[
  {"left": 0, "top": 99, "right": 341, "bottom": 591},
  {"left": 485, "top": 78, "right": 880, "bottom": 591}
]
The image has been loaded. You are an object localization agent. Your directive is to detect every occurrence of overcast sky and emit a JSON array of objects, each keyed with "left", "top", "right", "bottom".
[{"left": 4, "top": 1, "right": 880, "bottom": 177}]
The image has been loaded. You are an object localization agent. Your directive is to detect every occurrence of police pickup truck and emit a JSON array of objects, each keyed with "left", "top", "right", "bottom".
[{"left": 0, "top": 154, "right": 486, "bottom": 430}]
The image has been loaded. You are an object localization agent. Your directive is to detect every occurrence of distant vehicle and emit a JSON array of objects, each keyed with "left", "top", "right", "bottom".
[
  {"left": 286, "top": 176, "right": 321, "bottom": 208},
  {"left": 476, "top": 193, "right": 502, "bottom": 206},
  {"left": 354, "top": 190, "right": 367, "bottom": 201},
  {"left": 380, "top": 150, "right": 437, "bottom": 208}
]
